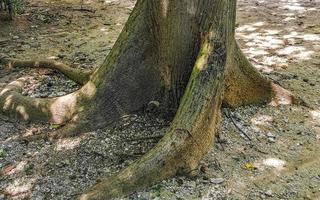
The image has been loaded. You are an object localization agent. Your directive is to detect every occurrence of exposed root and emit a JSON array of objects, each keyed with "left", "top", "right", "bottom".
[
  {"left": 78, "top": 24, "right": 228, "bottom": 199},
  {"left": 0, "top": 54, "right": 92, "bottom": 85},
  {"left": 16, "top": 120, "right": 91, "bottom": 143},
  {"left": 269, "top": 83, "right": 310, "bottom": 107},
  {"left": 0, "top": 77, "right": 51, "bottom": 121},
  {"left": 224, "top": 42, "right": 307, "bottom": 108},
  {"left": 224, "top": 42, "right": 274, "bottom": 107},
  {"left": 0, "top": 76, "right": 91, "bottom": 124}
]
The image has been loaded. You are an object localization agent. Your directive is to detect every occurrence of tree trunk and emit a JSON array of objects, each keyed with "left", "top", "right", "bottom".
[
  {"left": 78, "top": 0, "right": 269, "bottom": 199},
  {"left": 0, "top": 0, "right": 297, "bottom": 199}
]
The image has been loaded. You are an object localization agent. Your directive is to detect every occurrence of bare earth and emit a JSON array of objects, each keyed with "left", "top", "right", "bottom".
[{"left": 0, "top": 0, "right": 320, "bottom": 199}]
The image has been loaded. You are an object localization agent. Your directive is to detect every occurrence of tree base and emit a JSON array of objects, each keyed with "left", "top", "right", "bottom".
[{"left": 0, "top": 0, "right": 303, "bottom": 199}]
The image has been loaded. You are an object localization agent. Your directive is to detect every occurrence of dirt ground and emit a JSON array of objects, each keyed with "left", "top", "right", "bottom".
[{"left": 0, "top": 0, "right": 320, "bottom": 199}]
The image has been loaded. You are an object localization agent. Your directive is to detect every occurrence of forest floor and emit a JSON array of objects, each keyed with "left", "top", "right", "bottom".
[{"left": 0, "top": 0, "right": 320, "bottom": 199}]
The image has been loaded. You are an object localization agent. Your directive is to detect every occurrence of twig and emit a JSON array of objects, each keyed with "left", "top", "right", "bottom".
[
  {"left": 224, "top": 108, "right": 252, "bottom": 141},
  {"left": 72, "top": 7, "right": 96, "bottom": 13}
]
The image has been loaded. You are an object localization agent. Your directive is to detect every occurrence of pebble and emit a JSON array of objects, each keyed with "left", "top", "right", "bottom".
[
  {"left": 267, "top": 132, "right": 276, "bottom": 138},
  {"left": 268, "top": 137, "right": 276, "bottom": 143},
  {"left": 210, "top": 178, "right": 225, "bottom": 184},
  {"left": 303, "top": 78, "right": 309, "bottom": 83},
  {"left": 58, "top": 53, "right": 66, "bottom": 59},
  {"left": 260, "top": 194, "right": 266, "bottom": 199},
  {"left": 31, "top": 127, "right": 38, "bottom": 134},
  {"left": 265, "top": 189, "right": 274, "bottom": 197}
]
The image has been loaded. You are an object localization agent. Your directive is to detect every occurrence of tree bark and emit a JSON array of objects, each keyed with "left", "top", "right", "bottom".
[
  {"left": 0, "top": 0, "right": 297, "bottom": 198},
  {"left": 79, "top": 0, "right": 240, "bottom": 199}
]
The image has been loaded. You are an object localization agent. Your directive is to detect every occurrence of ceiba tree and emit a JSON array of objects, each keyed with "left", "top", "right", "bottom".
[{"left": 0, "top": 0, "right": 298, "bottom": 199}]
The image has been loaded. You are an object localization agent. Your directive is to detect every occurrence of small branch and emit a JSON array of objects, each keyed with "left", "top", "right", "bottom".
[
  {"left": 72, "top": 7, "right": 96, "bottom": 13},
  {"left": 224, "top": 108, "right": 252, "bottom": 141}
]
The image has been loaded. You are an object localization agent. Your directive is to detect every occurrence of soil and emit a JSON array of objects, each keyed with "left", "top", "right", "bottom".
[{"left": 0, "top": 0, "right": 320, "bottom": 199}]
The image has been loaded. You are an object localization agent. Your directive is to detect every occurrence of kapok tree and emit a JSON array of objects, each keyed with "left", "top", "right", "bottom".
[{"left": 0, "top": 0, "right": 299, "bottom": 199}]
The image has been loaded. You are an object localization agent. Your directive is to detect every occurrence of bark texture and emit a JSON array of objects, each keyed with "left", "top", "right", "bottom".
[
  {"left": 0, "top": 0, "right": 297, "bottom": 199},
  {"left": 79, "top": 0, "right": 239, "bottom": 199}
]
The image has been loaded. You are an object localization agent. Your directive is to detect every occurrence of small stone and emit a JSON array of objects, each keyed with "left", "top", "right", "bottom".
[
  {"left": 210, "top": 178, "right": 224, "bottom": 184},
  {"left": 268, "top": 137, "right": 276, "bottom": 143},
  {"left": 31, "top": 128, "right": 38, "bottom": 134},
  {"left": 57, "top": 92, "right": 66, "bottom": 96},
  {"left": 266, "top": 132, "right": 276, "bottom": 138},
  {"left": 148, "top": 101, "right": 160, "bottom": 107},
  {"left": 12, "top": 36, "right": 19, "bottom": 40},
  {"left": 303, "top": 78, "right": 309, "bottom": 82},
  {"left": 265, "top": 189, "right": 273, "bottom": 197},
  {"left": 187, "top": 181, "right": 196, "bottom": 188},
  {"left": 146, "top": 101, "right": 161, "bottom": 113},
  {"left": 57, "top": 53, "right": 66, "bottom": 59},
  {"left": 176, "top": 178, "right": 183, "bottom": 185}
]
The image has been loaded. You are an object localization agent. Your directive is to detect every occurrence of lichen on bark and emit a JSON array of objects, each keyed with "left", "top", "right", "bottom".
[{"left": 0, "top": 0, "right": 298, "bottom": 199}]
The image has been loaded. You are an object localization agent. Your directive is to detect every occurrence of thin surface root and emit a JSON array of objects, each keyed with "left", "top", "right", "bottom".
[{"left": 0, "top": 54, "right": 92, "bottom": 85}]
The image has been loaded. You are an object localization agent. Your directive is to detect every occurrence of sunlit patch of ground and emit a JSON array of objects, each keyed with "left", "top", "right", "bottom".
[
  {"left": 0, "top": 0, "right": 320, "bottom": 199},
  {"left": 237, "top": 0, "right": 320, "bottom": 73}
]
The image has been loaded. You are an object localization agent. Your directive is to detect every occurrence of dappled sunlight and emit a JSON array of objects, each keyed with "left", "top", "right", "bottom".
[
  {"left": 236, "top": 25, "right": 259, "bottom": 32},
  {"left": 269, "top": 83, "right": 294, "bottom": 106},
  {"left": 14, "top": 160, "right": 28, "bottom": 173},
  {"left": 100, "top": 27, "right": 110, "bottom": 35},
  {"left": 103, "top": 0, "right": 118, "bottom": 4},
  {"left": 81, "top": 81, "right": 96, "bottom": 98},
  {"left": 277, "top": 46, "right": 305, "bottom": 55},
  {"left": 243, "top": 48, "right": 269, "bottom": 56},
  {"left": 283, "top": 32, "right": 320, "bottom": 42},
  {"left": 276, "top": 46, "right": 314, "bottom": 61},
  {"left": 236, "top": 0, "right": 320, "bottom": 73},
  {"left": 2, "top": 94, "right": 14, "bottom": 110},
  {"left": 236, "top": 27, "right": 317, "bottom": 71},
  {"left": 49, "top": 93, "right": 78, "bottom": 124},
  {"left": 310, "top": 109, "right": 320, "bottom": 124},
  {"left": 251, "top": 114, "right": 274, "bottom": 132},
  {"left": 16, "top": 105, "right": 29, "bottom": 121},
  {"left": 5, "top": 178, "right": 35, "bottom": 198},
  {"left": 0, "top": 0, "right": 319, "bottom": 199},
  {"left": 300, "top": 34, "right": 320, "bottom": 42},
  {"left": 161, "top": 0, "right": 169, "bottom": 18},
  {"left": 0, "top": 88, "right": 11, "bottom": 95},
  {"left": 254, "top": 158, "right": 287, "bottom": 171},
  {"left": 279, "top": 0, "right": 315, "bottom": 13},
  {"left": 55, "top": 137, "right": 82, "bottom": 151},
  {"left": 282, "top": 4, "right": 305, "bottom": 11},
  {"left": 2, "top": 161, "right": 29, "bottom": 176}
]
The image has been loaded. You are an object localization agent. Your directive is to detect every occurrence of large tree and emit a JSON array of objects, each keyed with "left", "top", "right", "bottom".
[{"left": 0, "top": 0, "right": 299, "bottom": 199}]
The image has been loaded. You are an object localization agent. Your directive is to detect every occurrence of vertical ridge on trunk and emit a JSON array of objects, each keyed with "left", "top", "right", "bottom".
[
  {"left": 0, "top": 0, "right": 298, "bottom": 198},
  {"left": 79, "top": 1, "right": 237, "bottom": 199}
]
